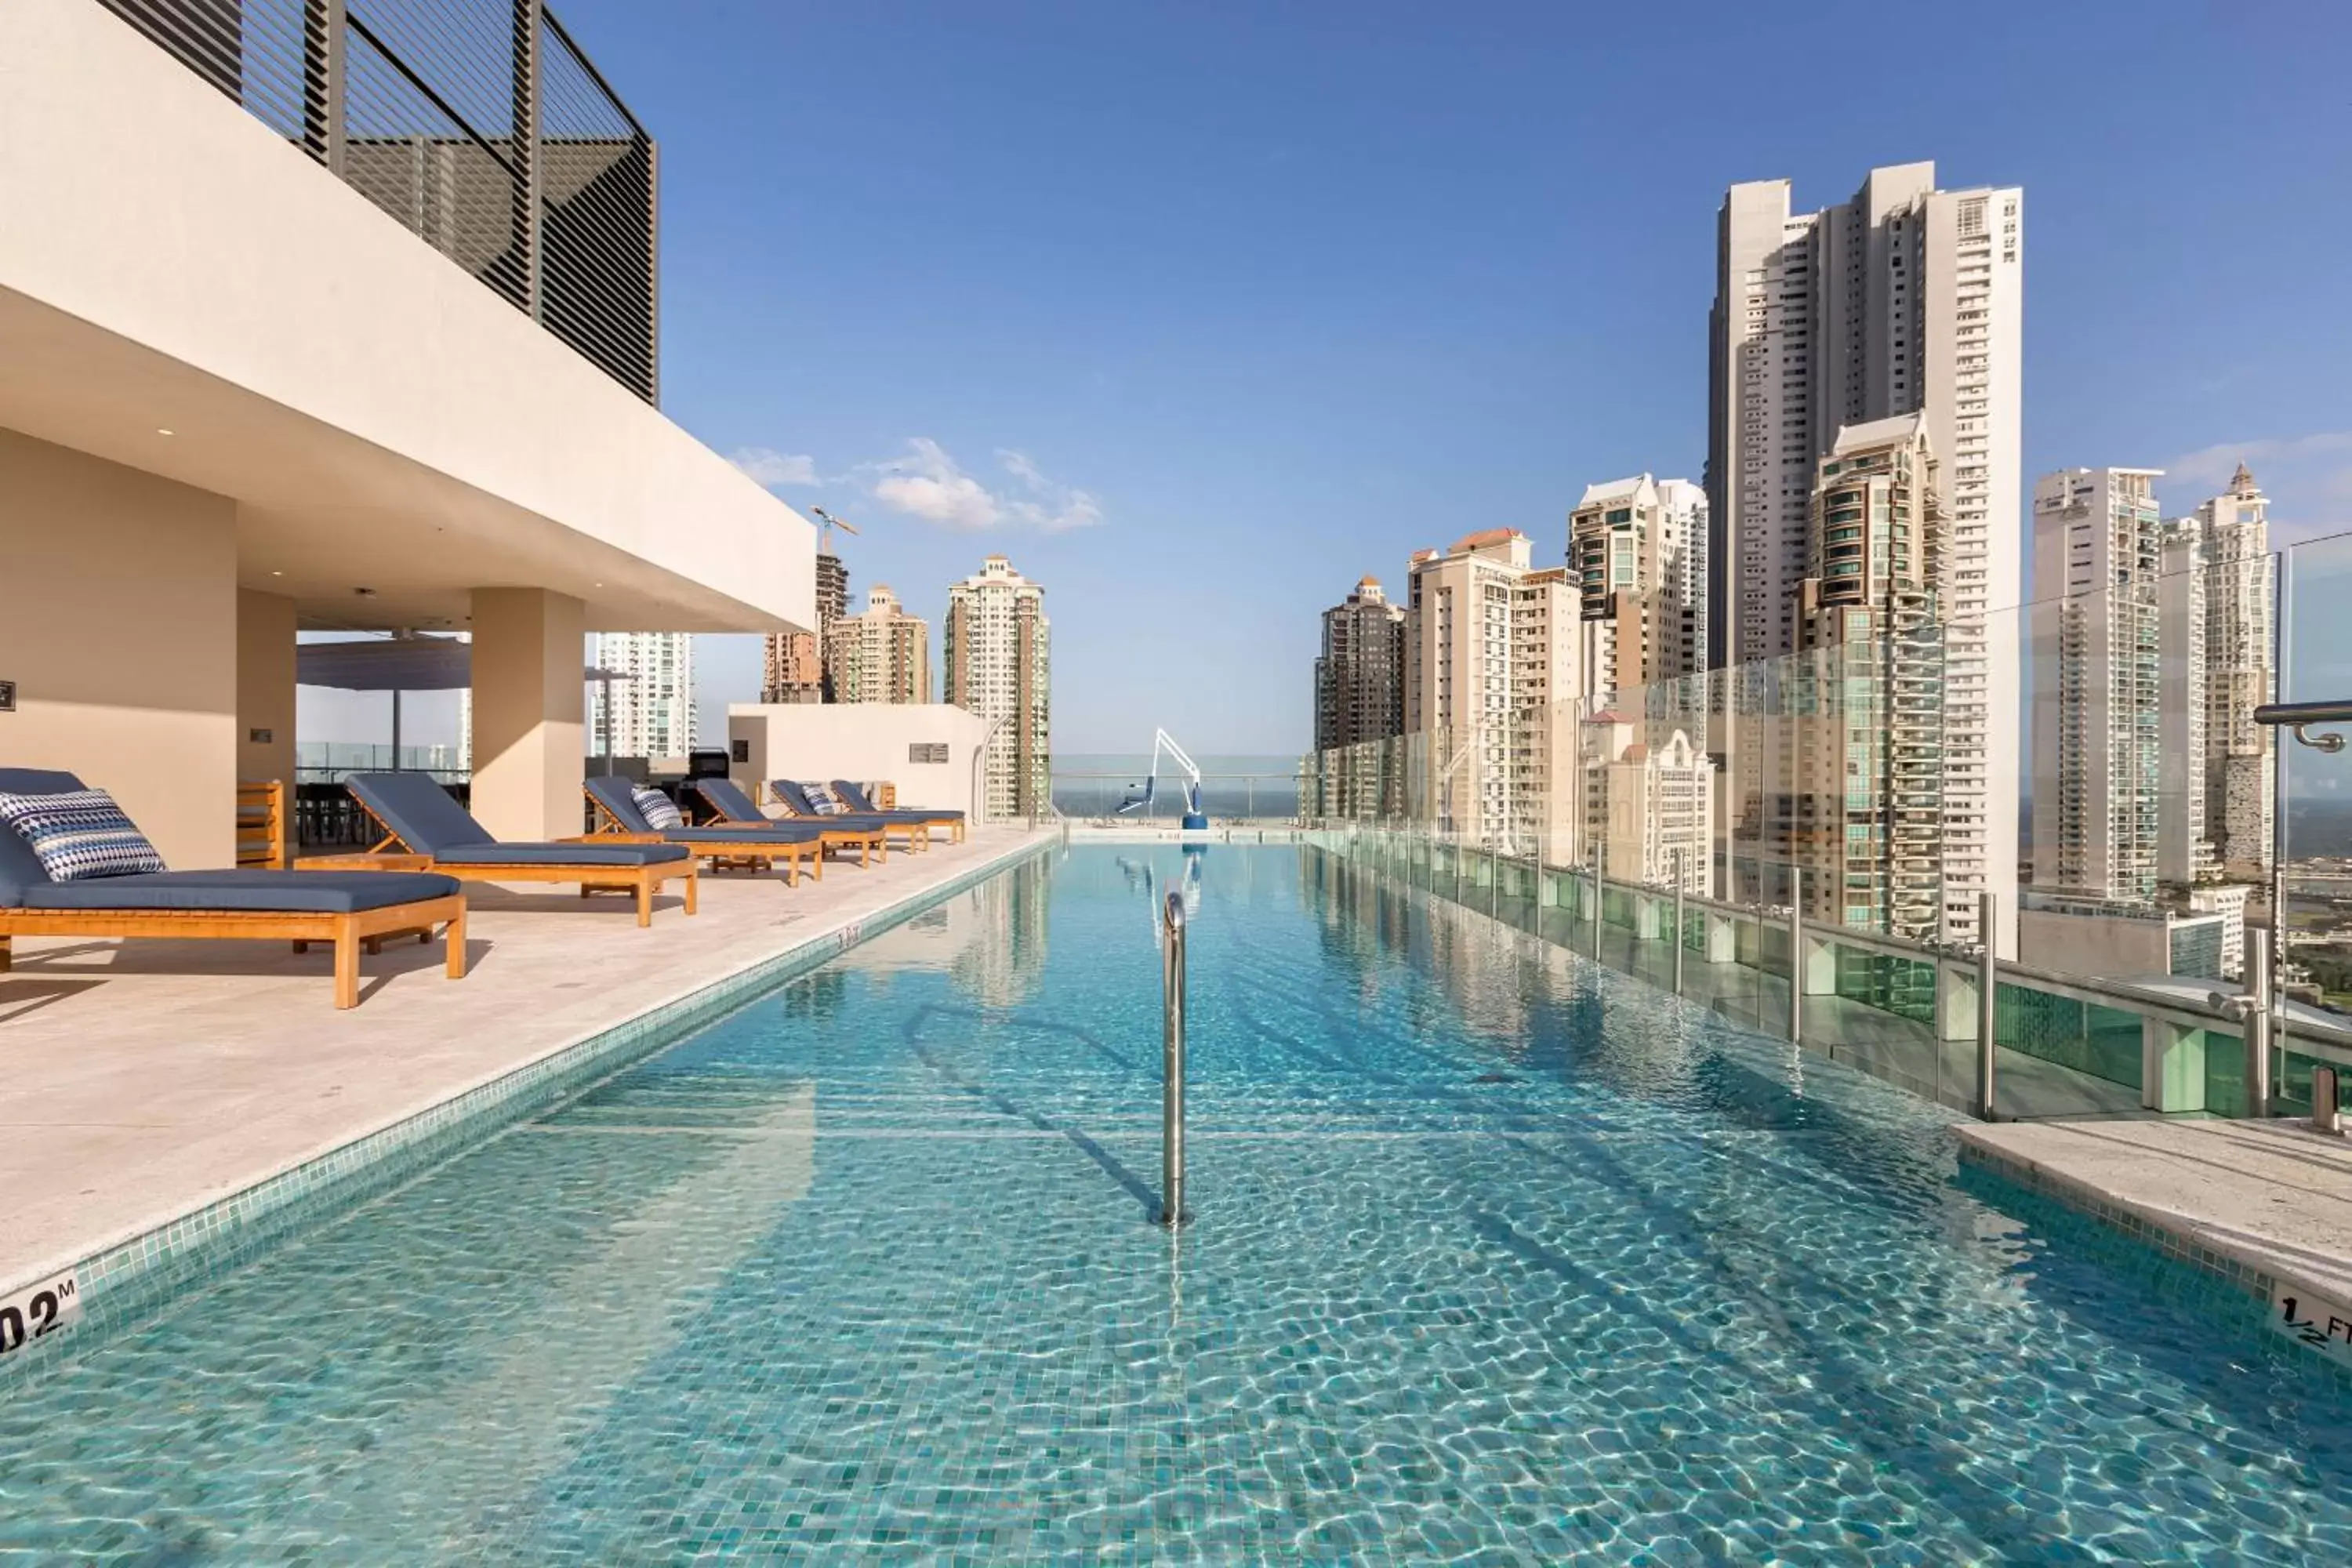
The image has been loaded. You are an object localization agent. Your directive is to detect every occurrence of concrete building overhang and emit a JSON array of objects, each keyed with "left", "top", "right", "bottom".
[{"left": 0, "top": 0, "right": 813, "bottom": 637}]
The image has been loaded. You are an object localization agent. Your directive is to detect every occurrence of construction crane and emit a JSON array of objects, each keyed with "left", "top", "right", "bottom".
[{"left": 809, "top": 506, "right": 861, "bottom": 554}]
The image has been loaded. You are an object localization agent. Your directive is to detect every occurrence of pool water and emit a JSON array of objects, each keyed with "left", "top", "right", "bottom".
[{"left": 3, "top": 845, "right": 2349, "bottom": 1563}]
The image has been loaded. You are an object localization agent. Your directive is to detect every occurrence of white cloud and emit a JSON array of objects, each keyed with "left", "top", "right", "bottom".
[
  {"left": 866, "top": 437, "right": 1105, "bottom": 532},
  {"left": 1010, "top": 489, "right": 1105, "bottom": 532},
  {"left": 996, "top": 447, "right": 1102, "bottom": 530},
  {"left": 730, "top": 447, "right": 819, "bottom": 488},
  {"left": 2163, "top": 430, "right": 2352, "bottom": 492},
  {"left": 997, "top": 448, "right": 1049, "bottom": 490},
  {"left": 729, "top": 437, "right": 1105, "bottom": 532},
  {"left": 872, "top": 437, "right": 1003, "bottom": 528},
  {"left": 2160, "top": 430, "right": 2352, "bottom": 545}
]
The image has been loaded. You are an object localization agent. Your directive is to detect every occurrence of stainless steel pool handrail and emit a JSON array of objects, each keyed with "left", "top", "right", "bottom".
[{"left": 1160, "top": 889, "right": 1190, "bottom": 1228}]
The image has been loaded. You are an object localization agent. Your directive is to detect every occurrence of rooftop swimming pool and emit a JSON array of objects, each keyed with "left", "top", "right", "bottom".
[{"left": 3, "top": 844, "right": 2348, "bottom": 1562}]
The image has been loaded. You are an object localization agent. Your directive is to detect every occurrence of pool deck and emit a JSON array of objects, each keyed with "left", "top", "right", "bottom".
[
  {"left": 1958, "top": 1117, "right": 2352, "bottom": 1308},
  {"left": 0, "top": 826, "right": 1046, "bottom": 1300}
]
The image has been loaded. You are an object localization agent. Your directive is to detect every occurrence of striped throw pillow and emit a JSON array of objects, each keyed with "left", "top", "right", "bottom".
[
  {"left": 801, "top": 782, "right": 850, "bottom": 816},
  {"left": 630, "top": 786, "right": 684, "bottom": 830},
  {"left": 0, "top": 787, "right": 167, "bottom": 882}
]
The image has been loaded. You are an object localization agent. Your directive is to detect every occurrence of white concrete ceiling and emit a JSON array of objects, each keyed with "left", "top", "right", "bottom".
[
  {"left": 0, "top": 285, "right": 779, "bottom": 635},
  {"left": 0, "top": 0, "right": 815, "bottom": 637}
]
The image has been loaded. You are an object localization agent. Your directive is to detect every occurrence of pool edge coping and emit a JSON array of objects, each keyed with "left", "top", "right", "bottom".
[
  {"left": 0, "top": 833, "right": 1056, "bottom": 1328},
  {"left": 1951, "top": 1127, "right": 2292, "bottom": 1308}
]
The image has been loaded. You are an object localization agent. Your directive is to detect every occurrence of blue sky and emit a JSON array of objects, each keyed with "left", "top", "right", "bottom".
[{"left": 305, "top": 0, "right": 2352, "bottom": 756}]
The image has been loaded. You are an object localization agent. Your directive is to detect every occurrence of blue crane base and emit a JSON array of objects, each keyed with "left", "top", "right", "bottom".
[{"left": 1181, "top": 812, "right": 1209, "bottom": 830}]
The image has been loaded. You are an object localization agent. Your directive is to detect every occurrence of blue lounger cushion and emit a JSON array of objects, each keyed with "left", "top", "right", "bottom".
[
  {"left": 0, "top": 768, "right": 83, "bottom": 906},
  {"left": 585, "top": 778, "right": 819, "bottom": 849},
  {"left": 351, "top": 773, "right": 687, "bottom": 865},
  {"left": 830, "top": 782, "right": 964, "bottom": 822},
  {"left": 690, "top": 777, "right": 769, "bottom": 823},
  {"left": 694, "top": 778, "right": 884, "bottom": 837},
  {"left": 767, "top": 779, "right": 825, "bottom": 818},
  {"left": 347, "top": 772, "right": 497, "bottom": 854},
  {"left": 436, "top": 844, "right": 691, "bottom": 868},
  {"left": 17, "top": 869, "right": 460, "bottom": 914}
]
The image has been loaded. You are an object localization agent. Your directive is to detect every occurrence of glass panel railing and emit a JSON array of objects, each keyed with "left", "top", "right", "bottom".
[
  {"left": 2276, "top": 528, "right": 2352, "bottom": 1120},
  {"left": 1298, "top": 532, "right": 2328, "bottom": 1123}
]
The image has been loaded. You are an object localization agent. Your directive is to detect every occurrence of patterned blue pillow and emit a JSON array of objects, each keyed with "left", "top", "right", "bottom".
[
  {"left": 630, "top": 786, "right": 684, "bottom": 830},
  {"left": 0, "top": 787, "right": 167, "bottom": 882},
  {"left": 801, "top": 782, "right": 849, "bottom": 816}
]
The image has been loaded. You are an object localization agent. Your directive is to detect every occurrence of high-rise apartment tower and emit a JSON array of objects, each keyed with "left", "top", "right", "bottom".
[
  {"left": 1784, "top": 416, "right": 1949, "bottom": 936},
  {"left": 1708, "top": 161, "right": 2022, "bottom": 950},
  {"left": 2030, "top": 468, "right": 2166, "bottom": 904},
  {"left": 1403, "top": 530, "right": 1579, "bottom": 859},
  {"left": 826, "top": 585, "right": 931, "bottom": 705},
  {"left": 589, "top": 632, "right": 695, "bottom": 760},
  {"left": 761, "top": 549, "right": 848, "bottom": 703},
  {"left": 945, "top": 555, "right": 1051, "bottom": 818},
  {"left": 1314, "top": 576, "right": 1407, "bottom": 752},
  {"left": 1312, "top": 575, "right": 1410, "bottom": 820},
  {"left": 1569, "top": 474, "right": 1708, "bottom": 709},
  {"left": 2172, "top": 463, "right": 2275, "bottom": 879}
]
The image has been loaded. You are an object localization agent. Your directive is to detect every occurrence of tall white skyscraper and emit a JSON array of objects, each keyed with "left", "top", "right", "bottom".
[
  {"left": 2173, "top": 463, "right": 2276, "bottom": 879},
  {"left": 1708, "top": 162, "right": 2022, "bottom": 950},
  {"left": 1403, "top": 529, "right": 1580, "bottom": 859},
  {"left": 2030, "top": 468, "right": 2166, "bottom": 904},
  {"left": 1568, "top": 474, "right": 1707, "bottom": 709},
  {"left": 945, "top": 556, "right": 1051, "bottom": 819},
  {"left": 1786, "top": 416, "right": 1951, "bottom": 938},
  {"left": 588, "top": 632, "right": 695, "bottom": 760}
]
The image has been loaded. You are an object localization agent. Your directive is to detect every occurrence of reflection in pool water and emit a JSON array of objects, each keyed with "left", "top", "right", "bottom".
[{"left": 0, "top": 846, "right": 2346, "bottom": 1562}]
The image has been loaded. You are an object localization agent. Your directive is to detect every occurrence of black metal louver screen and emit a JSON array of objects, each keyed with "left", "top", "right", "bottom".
[{"left": 95, "top": 0, "right": 659, "bottom": 403}]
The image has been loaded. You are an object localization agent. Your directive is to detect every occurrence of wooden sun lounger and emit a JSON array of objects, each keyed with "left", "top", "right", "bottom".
[
  {"left": 343, "top": 775, "right": 697, "bottom": 928},
  {"left": 579, "top": 792, "right": 826, "bottom": 887},
  {"left": 336, "top": 834, "right": 696, "bottom": 927},
  {"left": 0, "top": 896, "right": 466, "bottom": 1011},
  {"left": 688, "top": 779, "right": 890, "bottom": 866}
]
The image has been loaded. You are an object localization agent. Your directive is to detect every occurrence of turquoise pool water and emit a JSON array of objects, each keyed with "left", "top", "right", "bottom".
[{"left": 2, "top": 845, "right": 2348, "bottom": 1563}]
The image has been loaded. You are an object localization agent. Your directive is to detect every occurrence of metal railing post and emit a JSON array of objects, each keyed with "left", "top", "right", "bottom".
[
  {"left": 1590, "top": 844, "right": 1605, "bottom": 961},
  {"left": 1976, "top": 891, "right": 1999, "bottom": 1120},
  {"left": 1671, "top": 848, "right": 1686, "bottom": 997},
  {"left": 1787, "top": 866, "right": 1803, "bottom": 1045},
  {"left": 2315, "top": 1065, "right": 2343, "bottom": 1136},
  {"left": 1160, "top": 890, "right": 1189, "bottom": 1228},
  {"left": 2245, "top": 927, "right": 2273, "bottom": 1120}
]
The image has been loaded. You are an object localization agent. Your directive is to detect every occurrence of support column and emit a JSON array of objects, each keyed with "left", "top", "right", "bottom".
[
  {"left": 470, "top": 588, "right": 584, "bottom": 841},
  {"left": 236, "top": 589, "right": 298, "bottom": 789},
  {"left": 2142, "top": 1018, "right": 2209, "bottom": 1114},
  {"left": 1632, "top": 892, "right": 1662, "bottom": 941},
  {"left": 1934, "top": 960, "right": 1980, "bottom": 1043},
  {"left": 1798, "top": 930, "right": 1838, "bottom": 995},
  {"left": 1704, "top": 911, "right": 1739, "bottom": 964}
]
